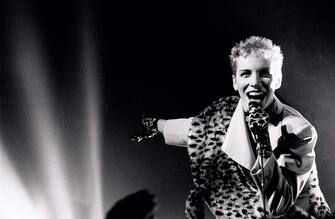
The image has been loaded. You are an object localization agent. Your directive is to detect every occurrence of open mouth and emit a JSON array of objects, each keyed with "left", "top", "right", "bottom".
[{"left": 246, "top": 91, "right": 265, "bottom": 101}]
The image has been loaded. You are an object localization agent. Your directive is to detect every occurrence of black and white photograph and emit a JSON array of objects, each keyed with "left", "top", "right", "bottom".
[{"left": 0, "top": 0, "right": 335, "bottom": 218}]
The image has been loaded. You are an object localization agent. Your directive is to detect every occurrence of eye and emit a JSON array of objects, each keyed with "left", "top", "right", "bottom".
[
  {"left": 239, "top": 70, "right": 251, "bottom": 78},
  {"left": 259, "top": 69, "right": 271, "bottom": 77}
]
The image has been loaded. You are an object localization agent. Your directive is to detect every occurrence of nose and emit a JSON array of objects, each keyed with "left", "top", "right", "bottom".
[{"left": 249, "top": 72, "right": 261, "bottom": 87}]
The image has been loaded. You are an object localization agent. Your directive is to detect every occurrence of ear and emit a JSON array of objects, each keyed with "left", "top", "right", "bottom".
[
  {"left": 273, "top": 72, "right": 282, "bottom": 90},
  {"left": 232, "top": 74, "right": 238, "bottom": 91}
]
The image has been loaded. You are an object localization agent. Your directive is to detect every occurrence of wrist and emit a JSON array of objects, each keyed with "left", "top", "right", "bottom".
[
  {"left": 157, "top": 119, "right": 166, "bottom": 133},
  {"left": 142, "top": 117, "right": 160, "bottom": 135}
]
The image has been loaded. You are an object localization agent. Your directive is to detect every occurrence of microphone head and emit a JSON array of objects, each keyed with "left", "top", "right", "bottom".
[
  {"left": 248, "top": 101, "right": 262, "bottom": 112},
  {"left": 247, "top": 101, "right": 268, "bottom": 131}
]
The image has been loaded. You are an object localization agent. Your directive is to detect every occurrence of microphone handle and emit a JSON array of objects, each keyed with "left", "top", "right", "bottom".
[{"left": 251, "top": 125, "right": 271, "bottom": 159}]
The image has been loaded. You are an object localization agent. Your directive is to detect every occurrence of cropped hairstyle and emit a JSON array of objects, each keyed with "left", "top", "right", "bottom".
[{"left": 229, "top": 36, "right": 284, "bottom": 79}]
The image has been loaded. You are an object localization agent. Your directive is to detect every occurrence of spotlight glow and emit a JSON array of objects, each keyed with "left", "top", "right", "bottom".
[
  {"left": 0, "top": 138, "right": 43, "bottom": 219},
  {"left": 5, "top": 5, "right": 104, "bottom": 219},
  {"left": 81, "top": 13, "right": 104, "bottom": 219},
  {"left": 10, "top": 12, "right": 74, "bottom": 219}
]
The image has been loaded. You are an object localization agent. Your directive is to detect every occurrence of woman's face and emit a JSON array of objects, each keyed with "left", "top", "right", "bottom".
[{"left": 232, "top": 54, "right": 281, "bottom": 111}]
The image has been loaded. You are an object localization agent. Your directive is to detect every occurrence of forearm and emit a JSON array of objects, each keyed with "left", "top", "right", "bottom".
[
  {"left": 132, "top": 117, "right": 191, "bottom": 147},
  {"left": 157, "top": 119, "right": 166, "bottom": 134},
  {"left": 162, "top": 118, "right": 192, "bottom": 147}
]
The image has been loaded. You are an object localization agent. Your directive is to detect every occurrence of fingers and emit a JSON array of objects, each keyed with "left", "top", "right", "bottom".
[
  {"left": 281, "top": 125, "right": 289, "bottom": 136},
  {"left": 130, "top": 132, "right": 159, "bottom": 143},
  {"left": 130, "top": 135, "right": 144, "bottom": 143}
]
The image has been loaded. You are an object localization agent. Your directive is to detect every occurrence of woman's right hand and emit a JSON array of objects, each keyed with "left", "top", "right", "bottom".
[{"left": 130, "top": 117, "right": 161, "bottom": 143}]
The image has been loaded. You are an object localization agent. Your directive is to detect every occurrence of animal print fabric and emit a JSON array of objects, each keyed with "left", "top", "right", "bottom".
[
  {"left": 245, "top": 102, "right": 272, "bottom": 159},
  {"left": 185, "top": 96, "right": 332, "bottom": 219}
]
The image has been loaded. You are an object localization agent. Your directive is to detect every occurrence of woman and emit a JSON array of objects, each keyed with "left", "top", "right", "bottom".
[{"left": 132, "top": 36, "right": 332, "bottom": 218}]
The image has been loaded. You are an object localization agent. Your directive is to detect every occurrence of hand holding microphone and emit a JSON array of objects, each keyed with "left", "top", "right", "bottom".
[{"left": 246, "top": 101, "right": 272, "bottom": 159}]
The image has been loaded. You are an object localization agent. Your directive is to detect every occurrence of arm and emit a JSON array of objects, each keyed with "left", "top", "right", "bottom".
[
  {"left": 131, "top": 117, "right": 192, "bottom": 147},
  {"left": 157, "top": 119, "right": 166, "bottom": 133},
  {"left": 250, "top": 121, "right": 317, "bottom": 216},
  {"left": 160, "top": 118, "right": 192, "bottom": 147}
]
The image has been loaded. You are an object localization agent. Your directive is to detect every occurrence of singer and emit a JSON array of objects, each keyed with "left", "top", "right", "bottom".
[{"left": 132, "top": 36, "right": 332, "bottom": 218}]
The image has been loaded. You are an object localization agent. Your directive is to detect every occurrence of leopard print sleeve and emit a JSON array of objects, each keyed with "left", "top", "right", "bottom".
[
  {"left": 185, "top": 96, "right": 239, "bottom": 219},
  {"left": 187, "top": 96, "right": 239, "bottom": 184}
]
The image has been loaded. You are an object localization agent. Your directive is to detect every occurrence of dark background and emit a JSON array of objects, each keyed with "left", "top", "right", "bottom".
[{"left": 1, "top": 0, "right": 334, "bottom": 218}]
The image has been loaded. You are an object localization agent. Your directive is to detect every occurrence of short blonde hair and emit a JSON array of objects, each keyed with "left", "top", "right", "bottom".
[{"left": 229, "top": 36, "right": 283, "bottom": 78}]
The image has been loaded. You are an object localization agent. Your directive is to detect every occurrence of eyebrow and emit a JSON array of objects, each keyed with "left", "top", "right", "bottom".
[{"left": 239, "top": 67, "right": 270, "bottom": 72}]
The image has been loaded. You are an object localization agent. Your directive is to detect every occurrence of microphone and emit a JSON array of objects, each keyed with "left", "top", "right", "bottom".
[
  {"left": 247, "top": 101, "right": 271, "bottom": 159},
  {"left": 247, "top": 101, "right": 271, "bottom": 219}
]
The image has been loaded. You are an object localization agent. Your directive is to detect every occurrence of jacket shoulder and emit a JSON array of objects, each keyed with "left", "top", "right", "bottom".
[
  {"left": 281, "top": 104, "right": 317, "bottom": 139},
  {"left": 198, "top": 96, "right": 239, "bottom": 119}
]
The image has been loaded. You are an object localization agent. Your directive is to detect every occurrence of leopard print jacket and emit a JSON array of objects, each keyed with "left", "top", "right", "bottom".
[{"left": 185, "top": 96, "right": 332, "bottom": 219}]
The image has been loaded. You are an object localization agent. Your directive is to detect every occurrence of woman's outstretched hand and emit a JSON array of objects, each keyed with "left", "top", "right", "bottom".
[{"left": 130, "top": 117, "right": 160, "bottom": 143}]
